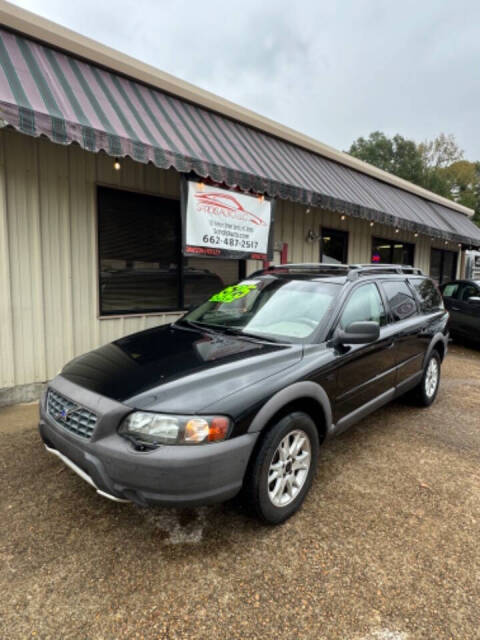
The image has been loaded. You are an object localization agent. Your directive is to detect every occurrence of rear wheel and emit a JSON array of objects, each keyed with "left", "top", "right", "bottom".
[
  {"left": 245, "top": 412, "right": 319, "bottom": 524},
  {"left": 411, "top": 350, "right": 441, "bottom": 406}
]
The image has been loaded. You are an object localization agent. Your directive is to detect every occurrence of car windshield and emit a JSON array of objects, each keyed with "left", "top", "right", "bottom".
[{"left": 180, "top": 277, "right": 340, "bottom": 342}]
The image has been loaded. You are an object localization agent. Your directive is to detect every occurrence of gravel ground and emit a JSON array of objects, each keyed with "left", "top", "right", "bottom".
[{"left": 1, "top": 343, "right": 480, "bottom": 640}]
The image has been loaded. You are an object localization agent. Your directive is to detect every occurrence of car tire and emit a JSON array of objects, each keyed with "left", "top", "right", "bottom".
[
  {"left": 244, "top": 412, "right": 319, "bottom": 524},
  {"left": 411, "top": 350, "right": 441, "bottom": 407}
]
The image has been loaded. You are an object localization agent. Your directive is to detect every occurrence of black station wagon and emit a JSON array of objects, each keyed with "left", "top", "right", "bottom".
[{"left": 39, "top": 264, "right": 448, "bottom": 523}]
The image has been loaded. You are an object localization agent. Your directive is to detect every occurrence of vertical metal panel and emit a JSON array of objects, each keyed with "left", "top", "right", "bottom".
[
  {"left": 0, "top": 132, "right": 15, "bottom": 387},
  {"left": 0, "top": 129, "right": 457, "bottom": 391}
]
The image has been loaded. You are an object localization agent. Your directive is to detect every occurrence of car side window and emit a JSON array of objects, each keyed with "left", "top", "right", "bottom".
[
  {"left": 339, "top": 283, "right": 386, "bottom": 329},
  {"left": 442, "top": 283, "right": 459, "bottom": 298},
  {"left": 410, "top": 278, "right": 444, "bottom": 312},
  {"left": 457, "top": 283, "right": 479, "bottom": 301},
  {"left": 381, "top": 280, "right": 418, "bottom": 321}
]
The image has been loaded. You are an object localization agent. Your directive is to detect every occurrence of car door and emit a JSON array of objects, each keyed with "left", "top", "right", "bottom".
[
  {"left": 330, "top": 282, "right": 397, "bottom": 427},
  {"left": 440, "top": 282, "right": 461, "bottom": 331},
  {"left": 380, "top": 279, "right": 425, "bottom": 387},
  {"left": 453, "top": 282, "right": 480, "bottom": 336}
]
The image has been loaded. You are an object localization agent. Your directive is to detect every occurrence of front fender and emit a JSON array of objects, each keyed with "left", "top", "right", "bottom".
[{"left": 247, "top": 381, "right": 333, "bottom": 437}]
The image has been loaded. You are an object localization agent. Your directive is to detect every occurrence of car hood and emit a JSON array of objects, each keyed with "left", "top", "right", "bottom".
[{"left": 60, "top": 323, "right": 303, "bottom": 412}]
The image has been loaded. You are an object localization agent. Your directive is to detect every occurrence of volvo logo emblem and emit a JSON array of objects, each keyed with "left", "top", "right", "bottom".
[{"left": 55, "top": 406, "right": 77, "bottom": 422}]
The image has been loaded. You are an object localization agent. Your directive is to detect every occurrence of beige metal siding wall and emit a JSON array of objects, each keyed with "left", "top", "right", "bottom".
[
  {"left": 0, "top": 128, "right": 183, "bottom": 390},
  {"left": 0, "top": 129, "right": 460, "bottom": 393}
]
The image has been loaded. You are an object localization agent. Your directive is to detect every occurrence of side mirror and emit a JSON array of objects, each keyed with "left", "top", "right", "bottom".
[
  {"left": 468, "top": 296, "right": 480, "bottom": 304},
  {"left": 334, "top": 321, "right": 380, "bottom": 345}
]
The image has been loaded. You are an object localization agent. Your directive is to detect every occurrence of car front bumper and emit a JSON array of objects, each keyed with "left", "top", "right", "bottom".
[{"left": 39, "top": 379, "right": 258, "bottom": 507}]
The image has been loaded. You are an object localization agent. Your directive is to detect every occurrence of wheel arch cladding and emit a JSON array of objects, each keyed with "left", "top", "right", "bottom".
[
  {"left": 432, "top": 339, "right": 445, "bottom": 361},
  {"left": 424, "top": 333, "right": 447, "bottom": 366},
  {"left": 247, "top": 381, "right": 332, "bottom": 442}
]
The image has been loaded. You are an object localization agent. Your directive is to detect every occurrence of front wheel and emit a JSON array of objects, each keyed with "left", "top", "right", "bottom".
[
  {"left": 245, "top": 412, "right": 319, "bottom": 524},
  {"left": 411, "top": 351, "right": 441, "bottom": 407}
]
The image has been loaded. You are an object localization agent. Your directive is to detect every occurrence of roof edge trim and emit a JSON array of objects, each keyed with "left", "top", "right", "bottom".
[{"left": 0, "top": 0, "right": 474, "bottom": 219}]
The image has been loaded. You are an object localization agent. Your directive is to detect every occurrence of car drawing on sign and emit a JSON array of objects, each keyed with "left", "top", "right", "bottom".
[
  {"left": 440, "top": 279, "right": 480, "bottom": 343},
  {"left": 195, "top": 191, "right": 267, "bottom": 226},
  {"left": 39, "top": 264, "right": 448, "bottom": 524}
]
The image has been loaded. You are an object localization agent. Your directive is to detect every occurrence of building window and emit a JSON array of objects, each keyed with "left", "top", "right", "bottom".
[
  {"left": 320, "top": 228, "right": 349, "bottom": 264},
  {"left": 430, "top": 248, "right": 457, "bottom": 284},
  {"left": 97, "top": 187, "right": 240, "bottom": 315},
  {"left": 184, "top": 258, "right": 241, "bottom": 307},
  {"left": 371, "top": 237, "right": 415, "bottom": 266}
]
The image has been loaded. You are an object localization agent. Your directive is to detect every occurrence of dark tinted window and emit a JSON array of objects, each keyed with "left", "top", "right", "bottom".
[
  {"left": 457, "top": 283, "right": 479, "bottom": 301},
  {"left": 411, "top": 278, "right": 444, "bottom": 312},
  {"left": 340, "top": 283, "right": 387, "bottom": 328},
  {"left": 98, "top": 187, "right": 181, "bottom": 315},
  {"left": 320, "top": 228, "right": 348, "bottom": 264},
  {"left": 97, "top": 188, "right": 242, "bottom": 315},
  {"left": 382, "top": 280, "right": 418, "bottom": 321}
]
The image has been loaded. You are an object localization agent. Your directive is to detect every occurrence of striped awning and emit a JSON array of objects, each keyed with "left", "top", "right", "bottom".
[{"left": 1, "top": 26, "right": 479, "bottom": 246}]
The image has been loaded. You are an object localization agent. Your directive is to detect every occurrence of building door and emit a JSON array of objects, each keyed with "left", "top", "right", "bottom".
[
  {"left": 320, "top": 228, "right": 349, "bottom": 264},
  {"left": 430, "top": 249, "right": 458, "bottom": 284}
]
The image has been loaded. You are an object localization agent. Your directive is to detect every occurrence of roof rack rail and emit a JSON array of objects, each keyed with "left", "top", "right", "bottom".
[
  {"left": 248, "top": 262, "right": 424, "bottom": 279},
  {"left": 248, "top": 263, "right": 350, "bottom": 277},
  {"left": 347, "top": 264, "right": 424, "bottom": 280}
]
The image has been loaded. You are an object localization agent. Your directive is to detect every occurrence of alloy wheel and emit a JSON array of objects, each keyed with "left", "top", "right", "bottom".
[
  {"left": 267, "top": 429, "right": 312, "bottom": 507},
  {"left": 425, "top": 357, "right": 439, "bottom": 398}
]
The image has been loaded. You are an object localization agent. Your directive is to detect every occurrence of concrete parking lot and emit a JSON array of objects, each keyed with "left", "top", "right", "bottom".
[{"left": 1, "top": 344, "right": 479, "bottom": 640}]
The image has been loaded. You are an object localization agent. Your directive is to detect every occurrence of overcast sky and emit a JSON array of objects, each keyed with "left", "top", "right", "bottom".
[{"left": 11, "top": 0, "right": 480, "bottom": 160}]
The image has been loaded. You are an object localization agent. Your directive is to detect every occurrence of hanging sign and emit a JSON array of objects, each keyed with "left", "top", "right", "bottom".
[{"left": 182, "top": 180, "right": 274, "bottom": 260}]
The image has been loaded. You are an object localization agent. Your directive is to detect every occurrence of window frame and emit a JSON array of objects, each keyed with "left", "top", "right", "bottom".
[
  {"left": 96, "top": 184, "right": 243, "bottom": 319},
  {"left": 319, "top": 227, "right": 349, "bottom": 264},
  {"left": 371, "top": 237, "right": 416, "bottom": 266}
]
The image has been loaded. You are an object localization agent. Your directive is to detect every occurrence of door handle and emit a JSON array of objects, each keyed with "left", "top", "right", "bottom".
[
  {"left": 451, "top": 306, "right": 460, "bottom": 311},
  {"left": 386, "top": 342, "right": 395, "bottom": 349}
]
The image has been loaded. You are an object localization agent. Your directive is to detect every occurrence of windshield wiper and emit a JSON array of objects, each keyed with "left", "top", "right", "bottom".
[
  {"left": 178, "top": 319, "right": 282, "bottom": 343},
  {"left": 178, "top": 319, "right": 219, "bottom": 335},
  {"left": 209, "top": 325, "right": 283, "bottom": 343}
]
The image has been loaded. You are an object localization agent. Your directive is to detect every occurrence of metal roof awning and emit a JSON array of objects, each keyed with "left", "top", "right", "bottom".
[{"left": 1, "top": 26, "right": 479, "bottom": 246}]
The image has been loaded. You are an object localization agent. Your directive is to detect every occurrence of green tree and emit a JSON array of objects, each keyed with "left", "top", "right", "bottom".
[
  {"left": 348, "top": 131, "right": 464, "bottom": 200},
  {"left": 349, "top": 131, "right": 425, "bottom": 185},
  {"left": 444, "top": 160, "right": 480, "bottom": 224},
  {"left": 348, "top": 131, "right": 480, "bottom": 227}
]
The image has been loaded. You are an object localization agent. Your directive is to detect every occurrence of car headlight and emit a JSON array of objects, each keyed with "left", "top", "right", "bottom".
[{"left": 119, "top": 412, "right": 231, "bottom": 446}]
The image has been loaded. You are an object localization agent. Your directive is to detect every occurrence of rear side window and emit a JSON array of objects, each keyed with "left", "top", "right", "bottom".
[
  {"left": 442, "top": 283, "right": 459, "bottom": 298},
  {"left": 411, "top": 278, "right": 444, "bottom": 312},
  {"left": 340, "top": 283, "right": 387, "bottom": 328},
  {"left": 381, "top": 281, "right": 418, "bottom": 321}
]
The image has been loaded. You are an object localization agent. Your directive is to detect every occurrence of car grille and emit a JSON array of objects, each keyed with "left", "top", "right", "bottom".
[{"left": 46, "top": 389, "right": 97, "bottom": 439}]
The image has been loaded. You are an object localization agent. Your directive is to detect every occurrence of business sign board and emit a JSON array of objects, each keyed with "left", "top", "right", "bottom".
[{"left": 182, "top": 180, "right": 274, "bottom": 260}]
